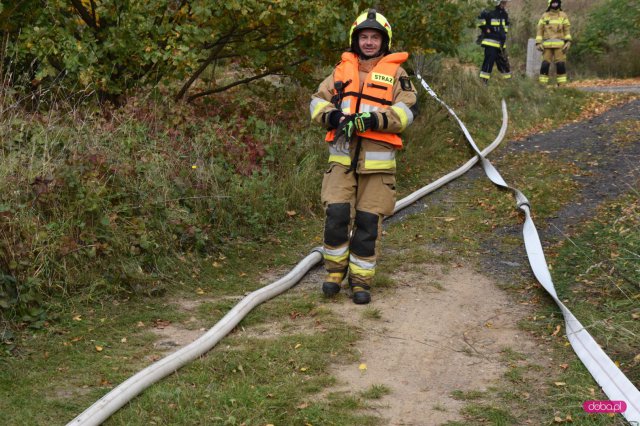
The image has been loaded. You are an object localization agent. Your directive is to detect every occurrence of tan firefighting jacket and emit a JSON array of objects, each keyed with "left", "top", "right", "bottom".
[
  {"left": 309, "top": 52, "right": 417, "bottom": 174},
  {"left": 536, "top": 10, "right": 572, "bottom": 48}
]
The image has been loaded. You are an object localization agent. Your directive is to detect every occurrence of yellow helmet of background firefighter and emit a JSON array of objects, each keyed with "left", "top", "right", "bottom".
[{"left": 349, "top": 9, "right": 393, "bottom": 54}]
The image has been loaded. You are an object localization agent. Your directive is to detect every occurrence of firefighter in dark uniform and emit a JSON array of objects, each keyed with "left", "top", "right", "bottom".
[{"left": 477, "top": 0, "right": 512, "bottom": 83}]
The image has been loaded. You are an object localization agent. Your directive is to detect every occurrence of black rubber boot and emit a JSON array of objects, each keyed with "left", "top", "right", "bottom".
[
  {"left": 352, "top": 289, "right": 371, "bottom": 304},
  {"left": 322, "top": 282, "right": 341, "bottom": 297},
  {"left": 322, "top": 272, "right": 344, "bottom": 297},
  {"left": 349, "top": 280, "right": 371, "bottom": 305}
]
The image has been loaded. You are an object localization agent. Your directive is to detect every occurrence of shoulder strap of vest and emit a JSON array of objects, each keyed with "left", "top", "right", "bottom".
[{"left": 380, "top": 52, "right": 409, "bottom": 65}]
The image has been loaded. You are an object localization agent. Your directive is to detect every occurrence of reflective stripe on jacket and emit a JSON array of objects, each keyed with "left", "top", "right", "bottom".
[
  {"left": 477, "top": 7, "right": 509, "bottom": 46},
  {"left": 536, "top": 10, "right": 571, "bottom": 44},
  {"left": 324, "top": 52, "right": 408, "bottom": 148}
]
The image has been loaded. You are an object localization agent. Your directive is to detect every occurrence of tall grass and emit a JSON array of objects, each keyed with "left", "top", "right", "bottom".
[
  {"left": 0, "top": 57, "right": 597, "bottom": 328},
  {"left": 0, "top": 83, "right": 327, "bottom": 324}
]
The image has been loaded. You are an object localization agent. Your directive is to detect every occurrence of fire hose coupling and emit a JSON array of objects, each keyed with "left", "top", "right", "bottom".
[{"left": 514, "top": 191, "right": 530, "bottom": 209}]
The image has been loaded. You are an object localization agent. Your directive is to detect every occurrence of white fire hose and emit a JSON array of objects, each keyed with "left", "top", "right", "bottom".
[
  {"left": 68, "top": 79, "right": 638, "bottom": 424},
  {"left": 416, "top": 75, "right": 640, "bottom": 424},
  {"left": 68, "top": 93, "right": 508, "bottom": 426}
]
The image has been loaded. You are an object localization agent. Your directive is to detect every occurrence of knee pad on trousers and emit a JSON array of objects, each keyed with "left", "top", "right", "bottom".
[
  {"left": 324, "top": 203, "right": 350, "bottom": 246},
  {"left": 540, "top": 61, "right": 551, "bottom": 75},
  {"left": 556, "top": 61, "right": 566, "bottom": 75},
  {"left": 351, "top": 210, "right": 379, "bottom": 258}
]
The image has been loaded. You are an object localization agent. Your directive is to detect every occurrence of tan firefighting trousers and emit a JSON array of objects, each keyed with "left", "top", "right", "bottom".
[
  {"left": 540, "top": 47, "right": 568, "bottom": 84},
  {"left": 321, "top": 158, "right": 396, "bottom": 288}
]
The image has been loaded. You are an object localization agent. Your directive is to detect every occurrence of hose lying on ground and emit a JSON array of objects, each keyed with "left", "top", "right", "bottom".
[
  {"left": 66, "top": 96, "right": 509, "bottom": 426},
  {"left": 416, "top": 74, "right": 640, "bottom": 424}
]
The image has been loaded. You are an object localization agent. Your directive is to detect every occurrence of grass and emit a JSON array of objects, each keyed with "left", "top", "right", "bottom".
[
  {"left": 460, "top": 404, "right": 516, "bottom": 425},
  {"left": 542, "top": 193, "right": 639, "bottom": 422},
  {"left": 373, "top": 83, "right": 637, "bottom": 425},
  {"left": 415, "top": 117, "right": 637, "bottom": 425},
  {"left": 361, "top": 307, "right": 382, "bottom": 321},
  {"left": 360, "top": 384, "right": 391, "bottom": 400},
  {"left": 1, "top": 61, "right": 637, "bottom": 425}
]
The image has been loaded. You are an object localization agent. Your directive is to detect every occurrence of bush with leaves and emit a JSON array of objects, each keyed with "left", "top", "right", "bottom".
[
  {"left": 574, "top": 0, "right": 640, "bottom": 56},
  {"left": 570, "top": 0, "right": 640, "bottom": 77},
  {"left": 1, "top": 0, "right": 470, "bottom": 101}
]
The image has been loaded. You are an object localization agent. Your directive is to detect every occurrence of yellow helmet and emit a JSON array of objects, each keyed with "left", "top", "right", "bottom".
[{"left": 349, "top": 9, "right": 392, "bottom": 55}]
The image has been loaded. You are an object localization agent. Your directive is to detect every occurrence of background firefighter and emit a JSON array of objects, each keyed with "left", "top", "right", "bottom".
[
  {"left": 309, "top": 9, "right": 418, "bottom": 305},
  {"left": 536, "top": 0, "right": 572, "bottom": 85},
  {"left": 476, "top": 0, "right": 512, "bottom": 83}
]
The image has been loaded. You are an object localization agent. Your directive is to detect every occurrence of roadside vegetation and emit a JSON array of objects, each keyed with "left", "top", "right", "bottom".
[
  {"left": 384, "top": 126, "right": 638, "bottom": 425},
  {"left": 1, "top": 0, "right": 638, "bottom": 424},
  {"left": 3, "top": 65, "right": 635, "bottom": 425}
]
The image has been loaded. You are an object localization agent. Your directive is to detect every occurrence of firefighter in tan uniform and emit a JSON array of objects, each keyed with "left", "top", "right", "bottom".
[
  {"left": 309, "top": 9, "right": 418, "bottom": 304},
  {"left": 536, "top": 0, "right": 572, "bottom": 85}
]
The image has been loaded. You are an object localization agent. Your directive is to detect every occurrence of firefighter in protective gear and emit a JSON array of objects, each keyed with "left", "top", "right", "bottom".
[
  {"left": 309, "top": 9, "right": 418, "bottom": 305},
  {"left": 477, "top": 0, "right": 512, "bottom": 82},
  {"left": 536, "top": 0, "right": 572, "bottom": 85}
]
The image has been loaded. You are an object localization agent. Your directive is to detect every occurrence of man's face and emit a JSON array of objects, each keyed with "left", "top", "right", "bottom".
[
  {"left": 499, "top": 1, "right": 508, "bottom": 9},
  {"left": 358, "top": 29, "right": 383, "bottom": 57},
  {"left": 551, "top": 1, "right": 559, "bottom": 7}
]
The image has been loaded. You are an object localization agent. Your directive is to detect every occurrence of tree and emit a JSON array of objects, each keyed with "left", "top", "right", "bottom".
[
  {"left": 574, "top": 0, "right": 640, "bottom": 56},
  {"left": 2, "top": 0, "right": 469, "bottom": 101}
]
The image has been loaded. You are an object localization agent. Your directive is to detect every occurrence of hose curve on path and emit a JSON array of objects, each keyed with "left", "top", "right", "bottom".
[
  {"left": 416, "top": 75, "right": 639, "bottom": 424},
  {"left": 67, "top": 92, "right": 510, "bottom": 426}
]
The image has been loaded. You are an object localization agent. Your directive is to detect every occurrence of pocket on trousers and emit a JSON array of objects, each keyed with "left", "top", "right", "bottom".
[
  {"left": 382, "top": 174, "right": 396, "bottom": 191},
  {"left": 380, "top": 174, "right": 397, "bottom": 215}
]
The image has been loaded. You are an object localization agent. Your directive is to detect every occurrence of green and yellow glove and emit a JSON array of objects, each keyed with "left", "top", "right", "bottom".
[
  {"left": 333, "top": 112, "right": 379, "bottom": 151},
  {"left": 353, "top": 112, "right": 378, "bottom": 133}
]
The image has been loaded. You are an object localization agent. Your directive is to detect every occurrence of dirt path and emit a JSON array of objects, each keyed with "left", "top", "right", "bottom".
[
  {"left": 150, "top": 95, "right": 638, "bottom": 425},
  {"left": 313, "top": 265, "right": 540, "bottom": 425},
  {"left": 295, "top": 96, "right": 639, "bottom": 425}
]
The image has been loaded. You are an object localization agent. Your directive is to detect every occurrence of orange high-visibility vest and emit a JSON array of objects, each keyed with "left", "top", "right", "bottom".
[{"left": 325, "top": 52, "right": 408, "bottom": 148}]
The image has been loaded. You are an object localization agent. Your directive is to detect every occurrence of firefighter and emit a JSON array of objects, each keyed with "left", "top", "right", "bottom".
[
  {"left": 477, "top": 0, "right": 512, "bottom": 83},
  {"left": 536, "top": 0, "right": 572, "bottom": 85},
  {"left": 309, "top": 9, "right": 418, "bottom": 304}
]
